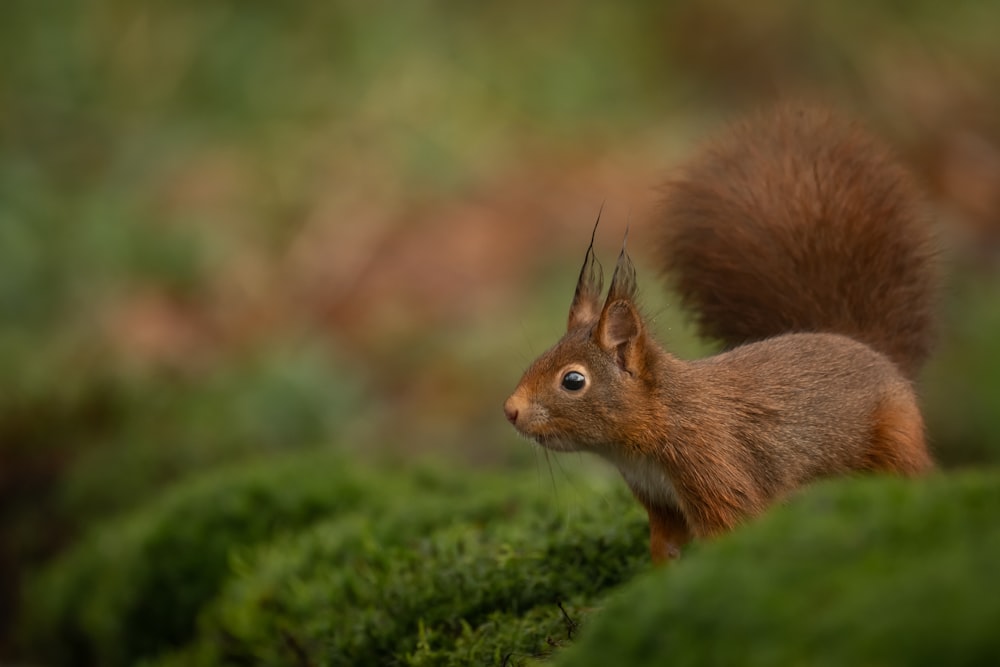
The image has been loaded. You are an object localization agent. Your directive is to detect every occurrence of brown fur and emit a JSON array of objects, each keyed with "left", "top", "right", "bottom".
[
  {"left": 865, "top": 394, "right": 934, "bottom": 475},
  {"left": 503, "top": 103, "right": 938, "bottom": 563},
  {"left": 646, "top": 503, "right": 690, "bottom": 564},
  {"left": 657, "top": 104, "right": 938, "bottom": 380}
]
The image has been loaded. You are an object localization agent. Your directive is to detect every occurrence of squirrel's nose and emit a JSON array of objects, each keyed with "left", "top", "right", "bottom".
[{"left": 503, "top": 397, "right": 520, "bottom": 425}]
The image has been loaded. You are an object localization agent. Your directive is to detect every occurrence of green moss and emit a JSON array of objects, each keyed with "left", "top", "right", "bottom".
[
  {"left": 27, "top": 460, "right": 1000, "bottom": 667},
  {"left": 174, "top": 479, "right": 646, "bottom": 666},
  {"left": 556, "top": 472, "right": 1000, "bottom": 667},
  {"left": 401, "top": 601, "right": 581, "bottom": 666},
  {"left": 21, "top": 451, "right": 388, "bottom": 666},
  {"left": 25, "top": 452, "right": 649, "bottom": 667}
]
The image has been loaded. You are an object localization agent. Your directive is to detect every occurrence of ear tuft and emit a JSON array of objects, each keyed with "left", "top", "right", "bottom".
[
  {"left": 596, "top": 231, "right": 644, "bottom": 372},
  {"left": 567, "top": 208, "right": 605, "bottom": 329},
  {"left": 605, "top": 230, "right": 637, "bottom": 304}
]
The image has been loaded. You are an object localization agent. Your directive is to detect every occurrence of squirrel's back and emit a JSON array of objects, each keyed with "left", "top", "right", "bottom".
[{"left": 657, "top": 104, "right": 938, "bottom": 379}]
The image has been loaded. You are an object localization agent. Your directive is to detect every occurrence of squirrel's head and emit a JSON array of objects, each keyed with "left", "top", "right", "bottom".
[{"left": 504, "top": 223, "right": 656, "bottom": 453}]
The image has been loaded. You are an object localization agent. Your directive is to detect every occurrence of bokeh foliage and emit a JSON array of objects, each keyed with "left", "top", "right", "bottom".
[{"left": 3, "top": 0, "right": 1000, "bottom": 664}]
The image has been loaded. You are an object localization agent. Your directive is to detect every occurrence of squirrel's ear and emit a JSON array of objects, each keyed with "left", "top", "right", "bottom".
[
  {"left": 596, "top": 238, "right": 644, "bottom": 372},
  {"left": 597, "top": 299, "right": 645, "bottom": 373},
  {"left": 567, "top": 210, "right": 605, "bottom": 330}
]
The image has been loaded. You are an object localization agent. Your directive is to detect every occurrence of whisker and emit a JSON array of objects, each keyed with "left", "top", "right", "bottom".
[{"left": 543, "top": 448, "right": 560, "bottom": 506}]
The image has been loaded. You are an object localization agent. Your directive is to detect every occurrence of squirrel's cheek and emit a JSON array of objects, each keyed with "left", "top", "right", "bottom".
[
  {"left": 518, "top": 406, "right": 550, "bottom": 434},
  {"left": 503, "top": 394, "right": 549, "bottom": 434}
]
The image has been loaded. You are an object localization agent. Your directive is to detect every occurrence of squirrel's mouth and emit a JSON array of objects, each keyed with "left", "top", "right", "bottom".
[
  {"left": 524, "top": 430, "right": 580, "bottom": 453},
  {"left": 505, "top": 399, "right": 580, "bottom": 452}
]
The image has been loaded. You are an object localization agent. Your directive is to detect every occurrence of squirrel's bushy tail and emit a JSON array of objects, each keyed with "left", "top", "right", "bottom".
[{"left": 656, "top": 103, "right": 938, "bottom": 379}]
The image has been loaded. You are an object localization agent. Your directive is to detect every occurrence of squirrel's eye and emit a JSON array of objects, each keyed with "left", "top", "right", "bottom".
[{"left": 561, "top": 371, "right": 586, "bottom": 391}]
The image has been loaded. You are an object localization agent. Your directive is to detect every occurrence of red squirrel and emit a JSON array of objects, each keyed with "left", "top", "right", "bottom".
[{"left": 503, "top": 104, "right": 938, "bottom": 563}]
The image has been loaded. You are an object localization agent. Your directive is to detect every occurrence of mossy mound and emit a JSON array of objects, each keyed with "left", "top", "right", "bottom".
[
  {"left": 22, "top": 451, "right": 372, "bottom": 666},
  {"left": 22, "top": 451, "right": 648, "bottom": 667},
  {"left": 556, "top": 471, "right": 1000, "bottom": 667},
  {"left": 160, "top": 477, "right": 647, "bottom": 666},
  {"left": 28, "top": 453, "right": 999, "bottom": 667},
  {"left": 21, "top": 452, "right": 472, "bottom": 666}
]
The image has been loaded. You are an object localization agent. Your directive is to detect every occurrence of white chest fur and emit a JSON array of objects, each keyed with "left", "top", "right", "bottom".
[{"left": 612, "top": 455, "right": 681, "bottom": 509}]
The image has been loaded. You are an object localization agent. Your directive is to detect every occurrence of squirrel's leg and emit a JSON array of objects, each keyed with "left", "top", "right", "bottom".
[{"left": 646, "top": 504, "right": 691, "bottom": 564}]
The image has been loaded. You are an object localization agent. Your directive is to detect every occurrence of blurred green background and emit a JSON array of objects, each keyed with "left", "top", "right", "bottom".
[{"left": 3, "top": 0, "right": 1000, "bottom": 664}]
